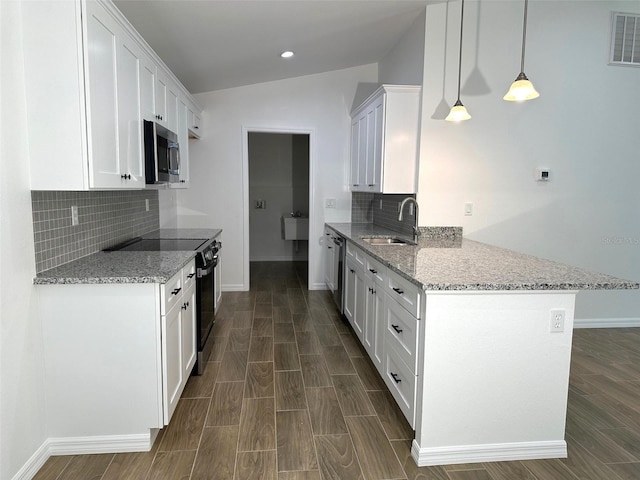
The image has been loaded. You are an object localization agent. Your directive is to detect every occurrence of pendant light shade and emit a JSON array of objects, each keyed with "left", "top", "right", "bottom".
[
  {"left": 504, "top": 0, "right": 539, "bottom": 101},
  {"left": 446, "top": 0, "right": 471, "bottom": 122}
]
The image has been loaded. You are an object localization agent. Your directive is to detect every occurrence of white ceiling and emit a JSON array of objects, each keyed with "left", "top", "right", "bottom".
[{"left": 113, "top": 0, "right": 430, "bottom": 94}]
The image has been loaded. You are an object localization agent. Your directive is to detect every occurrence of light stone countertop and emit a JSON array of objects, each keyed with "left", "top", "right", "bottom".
[
  {"left": 34, "top": 251, "right": 197, "bottom": 285},
  {"left": 326, "top": 223, "right": 639, "bottom": 292}
]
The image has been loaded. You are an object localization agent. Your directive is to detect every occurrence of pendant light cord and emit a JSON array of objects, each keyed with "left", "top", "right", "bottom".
[
  {"left": 456, "top": 0, "right": 465, "bottom": 101},
  {"left": 520, "top": 0, "right": 528, "bottom": 73}
]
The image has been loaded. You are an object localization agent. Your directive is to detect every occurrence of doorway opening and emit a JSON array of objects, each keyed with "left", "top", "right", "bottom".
[{"left": 246, "top": 131, "right": 311, "bottom": 289}]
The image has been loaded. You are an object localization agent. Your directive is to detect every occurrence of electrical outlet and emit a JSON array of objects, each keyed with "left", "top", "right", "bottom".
[
  {"left": 255, "top": 199, "right": 266, "bottom": 209},
  {"left": 464, "top": 203, "right": 473, "bottom": 216},
  {"left": 550, "top": 309, "right": 565, "bottom": 333},
  {"left": 71, "top": 205, "right": 79, "bottom": 226},
  {"left": 325, "top": 198, "right": 336, "bottom": 209}
]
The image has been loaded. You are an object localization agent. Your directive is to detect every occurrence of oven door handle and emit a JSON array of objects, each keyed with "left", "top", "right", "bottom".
[{"left": 197, "top": 264, "right": 215, "bottom": 278}]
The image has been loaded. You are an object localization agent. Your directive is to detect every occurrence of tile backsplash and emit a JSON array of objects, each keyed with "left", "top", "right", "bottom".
[
  {"left": 351, "top": 192, "right": 416, "bottom": 237},
  {"left": 31, "top": 190, "right": 159, "bottom": 273}
]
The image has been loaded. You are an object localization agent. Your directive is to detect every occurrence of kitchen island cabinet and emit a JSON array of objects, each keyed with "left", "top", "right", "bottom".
[
  {"left": 326, "top": 223, "right": 638, "bottom": 467},
  {"left": 36, "top": 254, "right": 196, "bottom": 453}
]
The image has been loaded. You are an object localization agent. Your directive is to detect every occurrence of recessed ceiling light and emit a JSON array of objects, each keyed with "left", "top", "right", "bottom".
[{"left": 280, "top": 51, "right": 294, "bottom": 59}]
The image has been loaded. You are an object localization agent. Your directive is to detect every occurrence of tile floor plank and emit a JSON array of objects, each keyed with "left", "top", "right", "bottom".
[
  {"left": 182, "top": 362, "right": 220, "bottom": 399},
  {"left": 331, "top": 374, "right": 375, "bottom": 416},
  {"left": 314, "top": 434, "right": 363, "bottom": 480},
  {"left": 244, "top": 361, "right": 274, "bottom": 399},
  {"left": 158, "top": 398, "right": 210, "bottom": 451},
  {"left": 235, "top": 451, "right": 277, "bottom": 480},
  {"left": 218, "top": 350, "right": 249, "bottom": 382},
  {"left": 32, "top": 456, "right": 74, "bottom": 480},
  {"left": 300, "top": 355, "right": 332, "bottom": 387},
  {"left": 391, "top": 440, "right": 451, "bottom": 480},
  {"left": 322, "top": 345, "right": 355, "bottom": 375},
  {"left": 207, "top": 381, "right": 245, "bottom": 426},
  {"left": 249, "top": 336, "right": 274, "bottom": 362},
  {"left": 275, "top": 370, "right": 307, "bottom": 411},
  {"left": 274, "top": 343, "right": 301, "bottom": 371},
  {"left": 147, "top": 451, "right": 196, "bottom": 480},
  {"left": 191, "top": 426, "right": 239, "bottom": 480},
  {"left": 238, "top": 397, "right": 276, "bottom": 452},
  {"left": 305, "top": 387, "right": 348, "bottom": 435},
  {"left": 345, "top": 416, "right": 404, "bottom": 480},
  {"left": 276, "top": 410, "right": 318, "bottom": 472},
  {"left": 55, "top": 453, "right": 114, "bottom": 480},
  {"left": 275, "top": 323, "right": 296, "bottom": 343}
]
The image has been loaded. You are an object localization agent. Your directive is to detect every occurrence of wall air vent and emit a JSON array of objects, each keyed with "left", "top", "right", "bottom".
[{"left": 610, "top": 12, "right": 640, "bottom": 66}]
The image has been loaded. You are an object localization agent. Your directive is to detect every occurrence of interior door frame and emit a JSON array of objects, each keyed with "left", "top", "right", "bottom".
[{"left": 241, "top": 126, "right": 315, "bottom": 290}]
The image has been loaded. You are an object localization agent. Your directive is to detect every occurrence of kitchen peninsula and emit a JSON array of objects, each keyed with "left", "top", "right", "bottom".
[{"left": 326, "top": 222, "right": 638, "bottom": 467}]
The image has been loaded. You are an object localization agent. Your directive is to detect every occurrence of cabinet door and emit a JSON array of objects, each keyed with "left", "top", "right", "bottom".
[
  {"left": 365, "top": 95, "right": 384, "bottom": 192},
  {"left": 140, "top": 54, "right": 157, "bottom": 122},
  {"left": 350, "top": 119, "right": 360, "bottom": 190},
  {"left": 155, "top": 70, "right": 169, "bottom": 125},
  {"left": 85, "top": 2, "right": 120, "bottom": 188},
  {"left": 188, "top": 109, "right": 202, "bottom": 138},
  {"left": 117, "top": 36, "right": 144, "bottom": 187},
  {"left": 166, "top": 86, "right": 179, "bottom": 134},
  {"left": 162, "top": 304, "right": 182, "bottom": 424},
  {"left": 171, "top": 98, "right": 189, "bottom": 188},
  {"left": 181, "top": 287, "right": 197, "bottom": 379},
  {"left": 364, "top": 280, "right": 385, "bottom": 370},
  {"left": 345, "top": 259, "right": 365, "bottom": 341},
  {"left": 344, "top": 258, "right": 357, "bottom": 324}
]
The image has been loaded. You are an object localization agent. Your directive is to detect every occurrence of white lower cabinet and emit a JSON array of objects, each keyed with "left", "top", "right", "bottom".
[
  {"left": 39, "top": 260, "right": 196, "bottom": 443},
  {"left": 341, "top": 239, "right": 421, "bottom": 428}
]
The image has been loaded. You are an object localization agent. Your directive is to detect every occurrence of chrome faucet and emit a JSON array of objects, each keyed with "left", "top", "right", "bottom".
[{"left": 398, "top": 197, "right": 420, "bottom": 243}]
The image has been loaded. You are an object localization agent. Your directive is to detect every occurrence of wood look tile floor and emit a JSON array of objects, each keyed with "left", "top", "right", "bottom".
[{"left": 34, "top": 262, "right": 640, "bottom": 480}]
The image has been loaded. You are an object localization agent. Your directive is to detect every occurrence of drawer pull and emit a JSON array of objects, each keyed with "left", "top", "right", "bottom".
[
  {"left": 369, "top": 268, "right": 377, "bottom": 274},
  {"left": 392, "top": 287, "right": 404, "bottom": 295},
  {"left": 390, "top": 372, "right": 402, "bottom": 383},
  {"left": 187, "top": 273, "right": 195, "bottom": 279},
  {"left": 391, "top": 324, "right": 403, "bottom": 334},
  {"left": 171, "top": 287, "right": 182, "bottom": 296}
]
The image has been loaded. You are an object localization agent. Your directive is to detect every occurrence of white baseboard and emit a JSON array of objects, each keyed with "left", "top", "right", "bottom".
[
  {"left": 223, "top": 283, "right": 247, "bottom": 292},
  {"left": 574, "top": 317, "right": 640, "bottom": 329},
  {"left": 308, "top": 282, "right": 327, "bottom": 291},
  {"left": 249, "top": 256, "right": 308, "bottom": 262},
  {"left": 411, "top": 439, "right": 566, "bottom": 467},
  {"left": 12, "top": 433, "right": 154, "bottom": 480},
  {"left": 11, "top": 441, "right": 50, "bottom": 480}
]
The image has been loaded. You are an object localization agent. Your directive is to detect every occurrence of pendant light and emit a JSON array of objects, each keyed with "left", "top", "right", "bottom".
[
  {"left": 503, "top": 0, "right": 540, "bottom": 101},
  {"left": 446, "top": 0, "right": 471, "bottom": 122}
]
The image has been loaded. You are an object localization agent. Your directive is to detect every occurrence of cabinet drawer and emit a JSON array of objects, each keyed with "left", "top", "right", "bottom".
[
  {"left": 161, "top": 269, "right": 183, "bottom": 315},
  {"left": 182, "top": 260, "right": 196, "bottom": 292},
  {"left": 365, "top": 255, "right": 385, "bottom": 285},
  {"left": 346, "top": 241, "right": 366, "bottom": 269},
  {"left": 384, "top": 343, "right": 416, "bottom": 428},
  {"left": 384, "top": 296, "right": 419, "bottom": 373},
  {"left": 386, "top": 268, "right": 421, "bottom": 318}
]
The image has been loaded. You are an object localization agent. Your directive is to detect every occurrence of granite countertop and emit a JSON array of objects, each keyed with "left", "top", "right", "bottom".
[
  {"left": 34, "top": 228, "right": 223, "bottom": 285},
  {"left": 34, "top": 251, "right": 197, "bottom": 285},
  {"left": 326, "top": 223, "right": 639, "bottom": 292}
]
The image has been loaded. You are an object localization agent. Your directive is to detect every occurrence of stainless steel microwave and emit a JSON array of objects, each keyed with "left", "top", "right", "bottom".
[{"left": 144, "top": 120, "right": 180, "bottom": 185}]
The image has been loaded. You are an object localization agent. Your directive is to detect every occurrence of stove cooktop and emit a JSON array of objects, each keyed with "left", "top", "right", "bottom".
[{"left": 105, "top": 238, "right": 209, "bottom": 252}]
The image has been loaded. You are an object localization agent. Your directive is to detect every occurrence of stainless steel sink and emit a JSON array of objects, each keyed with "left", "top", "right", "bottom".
[{"left": 361, "top": 237, "right": 414, "bottom": 246}]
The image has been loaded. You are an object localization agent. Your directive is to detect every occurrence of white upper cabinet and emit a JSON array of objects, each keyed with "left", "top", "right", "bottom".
[
  {"left": 172, "top": 98, "right": 190, "bottom": 188},
  {"left": 22, "top": 0, "right": 202, "bottom": 191},
  {"left": 349, "top": 85, "right": 421, "bottom": 194}
]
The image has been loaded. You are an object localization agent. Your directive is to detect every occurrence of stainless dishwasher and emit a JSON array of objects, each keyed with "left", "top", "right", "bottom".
[{"left": 331, "top": 234, "right": 345, "bottom": 314}]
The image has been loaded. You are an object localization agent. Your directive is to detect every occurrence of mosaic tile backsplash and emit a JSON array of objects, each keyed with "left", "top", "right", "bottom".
[
  {"left": 351, "top": 192, "right": 416, "bottom": 237},
  {"left": 32, "top": 190, "right": 160, "bottom": 273}
]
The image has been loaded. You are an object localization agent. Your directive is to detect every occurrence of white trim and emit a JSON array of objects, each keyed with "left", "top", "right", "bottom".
[
  {"left": 47, "top": 433, "right": 154, "bottom": 456},
  {"left": 223, "top": 283, "right": 249, "bottom": 292},
  {"left": 11, "top": 433, "right": 155, "bottom": 480},
  {"left": 309, "top": 282, "right": 328, "bottom": 291},
  {"left": 249, "top": 255, "right": 309, "bottom": 262},
  {"left": 574, "top": 317, "right": 640, "bottom": 329},
  {"left": 411, "top": 439, "right": 567, "bottom": 467},
  {"left": 242, "top": 126, "right": 315, "bottom": 291},
  {"left": 10, "top": 441, "right": 50, "bottom": 480}
]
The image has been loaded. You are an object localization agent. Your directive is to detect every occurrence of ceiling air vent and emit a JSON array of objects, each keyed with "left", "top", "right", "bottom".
[{"left": 610, "top": 12, "right": 640, "bottom": 66}]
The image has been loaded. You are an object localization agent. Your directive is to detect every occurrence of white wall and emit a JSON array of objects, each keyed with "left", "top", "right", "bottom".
[
  {"left": 1, "top": 1, "right": 48, "bottom": 478},
  {"left": 177, "top": 64, "right": 378, "bottom": 290},
  {"left": 418, "top": 0, "right": 640, "bottom": 321},
  {"left": 378, "top": 9, "right": 425, "bottom": 86}
]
